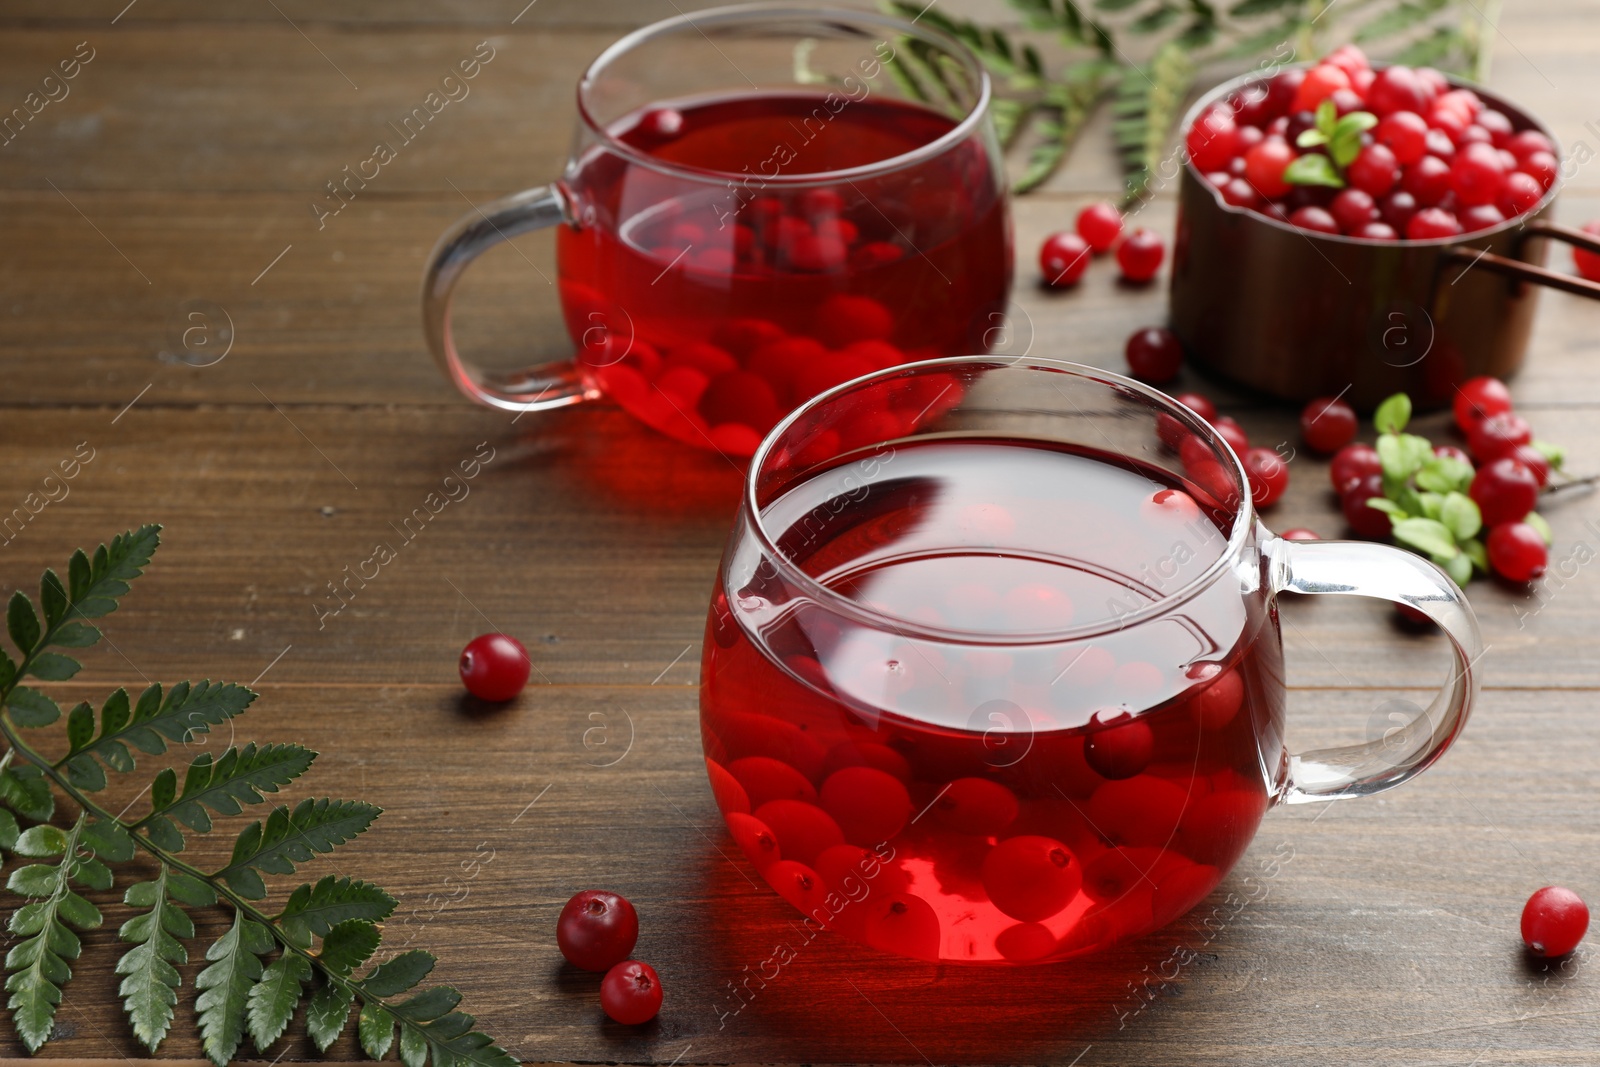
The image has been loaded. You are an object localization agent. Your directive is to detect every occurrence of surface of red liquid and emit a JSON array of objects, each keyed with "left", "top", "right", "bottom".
[
  {"left": 557, "top": 91, "right": 1011, "bottom": 456},
  {"left": 701, "top": 438, "right": 1286, "bottom": 962}
]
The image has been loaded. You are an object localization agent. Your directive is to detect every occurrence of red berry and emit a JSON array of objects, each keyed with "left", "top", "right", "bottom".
[
  {"left": 1212, "top": 415, "right": 1250, "bottom": 456},
  {"left": 1288, "top": 206, "right": 1340, "bottom": 236},
  {"left": 1244, "top": 447, "right": 1290, "bottom": 507},
  {"left": 1573, "top": 220, "right": 1600, "bottom": 282},
  {"left": 1125, "top": 326, "right": 1184, "bottom": 383},
  {"left": 1116, "top": 228, "right": 1165, "bottom": 282},
  {"left": 1280, "top": 527, "right": 1321, "bottom": 541},
  {"left": 1468, "top": 411, "right": 1533, "bottom": 462},
  {"left": 1518, "top": 150, "right": 1559, "bottom": 191},
  {"left": 1477, "top": 108, "right": 1514, "bottom": 146},
  {"left": 1457, "top": 124, "right": 1493, "bottom": 148},
  {"left": 1459, "top": 203, "right": 1506, "bottom": 232},
  {"left": 557, "top": 891, "right": 640, "bottom": 972},
  {"left": 1376, "top": 110, "right": 1429, "bottom": 166},
  {"left": 1327, "top": 88, "right": 1365, "bottom": 117},
  {"left": 1186, "top": 107, "right": 1238, "bottom": 172},
  {"left": 1331, "top": 442, "right": 1382, "bottom": 493},
  {"left": 1453, "top": 375, "right": 1513, "bottom": 432},
  {"left": 1488, "top": 522, "right": 1548, "bottom": 582},
  {"left": 981, "top": 836, "right": 1082, "bottom": 922},
  {"left": 1368, "top": 67, "right": 1429, "bottom": 117},
  {"left": 1521, "top": 886, "right": 1589, "bottom": 957},
  {"left": 1324, "top": 44, "right": 1369, "bottom": 80},
  {"left": 1040, "top": 231, "right": 1091, "bottom": 287},
  {"left": 1407, "top": 206, "right": 1462, "bottom": 240},
  {"left": 1356, "top": 221, "right": 1399, "bottom": 240},
  {"left": 1434, "top": 443, "right": 1473, "bottom": 465},
  {"left": 1499, "top": 170, "right": 1545, "bottom": 217},
  {"left": 1429, "top": 104, "right": 1469, "bottom": 142},
  {"left": 1077, "top": 201, "right": 1123, "bottom": 252},
  {"left": 1425, "top": 128, "right": 1457, "bottom": 159},
  {"left": 458, "top": 633, "right": 530, "bottom": 701},
  {"left": 1293, "top": 64, "right": 1351, "bottom": 113},
  {"left": 1506, "top": 129, "right": 1555, "bottom": 160},
  {"left": 600, "top": 960, "right": 663, "bottom": 1025},
  {"left": 1301, "top": 396, "right": 1358, "bottom": 454},
  {"left": 1380, "top": 190, "right": 1419, "bottom": 231},
  {"left": 1264, "top": 69, "right": 1305, "bottom": 118},
  {"left": 1330, "top": 188, "right": 1378, "bottom": 233},
  {"left": 1220, "top": 176, "right": 1259, "bottom": 209},
  {"left": 1083, "top": 710, "right": 1153, "bottom": 780},
  {"left": 1509, "top": 444, "right": 1552, "bottom": 487},
  {"left": 1342, "top": 473, "right": 1393, "bottom": 538},
  {"left": 1349, "top": 143, "right": 1400, "bottom": 198},
  {"left": 1402, "top": 155, "right": 1454, "bottom": 206},
  {"left": 1245, "top": 137, "right": 1295, "bottom": 199},
  {"left": 1470, "top": 456, "right": 1540, "bottom": 526},
  {"left": 1451, "top": 142, "right": 1507, "bottom": 206},
  {"left": 1175, "top": 392, "right": 1217, "bottom": 421}
]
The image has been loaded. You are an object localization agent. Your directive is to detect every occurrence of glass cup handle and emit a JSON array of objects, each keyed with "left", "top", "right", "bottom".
[
  {"left": 1266, "top": 535, "right": 1484, "bottom": 804},
  {"left": 420, "top": 184, "right": 599, "bottom": 413}
]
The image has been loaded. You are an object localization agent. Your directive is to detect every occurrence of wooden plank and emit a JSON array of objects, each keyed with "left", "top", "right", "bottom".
[{"left": 0, "top": 685, "right": 1592, "bottom": 1063}]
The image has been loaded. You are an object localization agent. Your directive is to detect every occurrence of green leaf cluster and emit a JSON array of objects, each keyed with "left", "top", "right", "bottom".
[
  {"left": 0, "top": 526, "right": 511, "bottom": 1066},
  {"left": 1285, "top": 99, "right": 1379, "bottom": 188}
]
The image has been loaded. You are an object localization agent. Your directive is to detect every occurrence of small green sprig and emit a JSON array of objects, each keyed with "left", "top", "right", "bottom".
[
  {"left": 1284, "top": 99, "right": 1379, "bottom": 188},
  {"left": 0, "top": 527, "right": 512, "bottom": 1067}
]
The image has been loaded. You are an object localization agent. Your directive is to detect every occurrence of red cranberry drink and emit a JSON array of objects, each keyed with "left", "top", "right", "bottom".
[{"left": 701, "top": 358, "right": 1483, "bottom": 963}]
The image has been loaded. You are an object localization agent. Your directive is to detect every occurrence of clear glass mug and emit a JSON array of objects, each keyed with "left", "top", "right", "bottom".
[
  {"left": 699, "top": 357, "right": 1482, "bottom": 963},
  {"left": 421, "top": 5, "right": 1012, "bottom": 457}
]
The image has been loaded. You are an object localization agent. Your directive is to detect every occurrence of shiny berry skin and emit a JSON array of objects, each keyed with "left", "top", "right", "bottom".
[
  {"left": 1488, "top": 522, "right": 1548, "bottom": 583},
  {"left": 1039, "top": 231, "right": 1091, "bottom": 287},
  {"left": 1434, "top": 443, "right": 1473, "bottom": 465},
  {"left": 1125, "top": 327, "right": 1184, "bottom": 383},
  {"left": 1265, "top": 69, "right": 1305, "bottom": 118},
  {"left": 600, "top": 960, "right": 663, "bottom": 1025},
  {"left": 1402, "top": 155, "right": 1453, "bottom": 206},
  {"left": 980, "top": 836, "right": 1082, "bottom": 922},
  {"left": 1356, "top": 221, "right": 1399, "bottom": 240},
  {"left": 1573, "top": 220, "right": 1600, "bottom": 282},
  {"left": 1324, "top": 44, "right": 1369, "bottom": 80},
  {"left": 1077, "top": 201, "right": 1123, "bottom": 252},
  {"left": 1518, "top": 150, "right": 1559, "bottom": 191},
  {"left": 1280, "top": 527, "right": 1321, "bottom": 541},
  {"left": 1116, "top": 228, "right": 1165, "bottom": 282},
  {"left": 1301, "top": 396, "right": 1358, "bottom": 454},
  {"left": 1406, "top": 206, "right": 1462, "bottom": 240},
  {"left": 1375, "top": 110, "right": 1429, "bottom": 165},
  {"left": 1348, "top": 143, "right": 1400, "bottom": 197},
  {"left": 1330, "top": 188, "right": 1378, "bottom": 233},
  {"left": 1509, "top": 444, "right": 1552, "bottom": 487},
  {"left": 1506, "top": 129, "right": 1555, "bottom": 160},
  {"left": 1470, "top": 457, "right": 1539, "bottom": 526},
  {"left": 1451, "top": 142, "right": 1507, "bottom": 206},
  {"left": 1293, "top": 64, "right": 1351, "bottom": 113},
  {"left": 1521, "top": 886, "right": 1589, "bottom": 957},
  {"left": 1244, "top": 447, "right": 1290, "bottom": 507},
  {"left": 1342, "top": 473, "right": 1393, "bottom": 538},
  {"left": 1288, "top": 206, "right": 1340, "bottom": 236},
  {"left": 1468, "top": 411, "right": 1533, "bottom": 462},
  {"left": 1380, "top": 190, "right": 1419, "bottom": 231},
  {"left": 1083, "top": 710, "right": 1153, "bottom": 779},
  {"left": 1459, "top": 203, "right": 1506, "bottom": 232},
  {"left": 1175, "top": 392, "right": 1217, "bottom": 421},
  {"left": 1186, "top": 107, "right": 1238, "bottom": 172},
  {"left": 1425, "top": 128, "right": 1457, "bottom": 159},
  {"left": 1245, "top": 137, "right": 1295, "bottom": 199},
  {"left": 1220, "top": 177, "right": 1259, "bottom": 208},
  {"left": 458, "top": 633, "right": 530, "bottom": 701},
  {"left": 1499, "top": 170, "right": 1545, "bottom": 217},
  {"left": 1453, "top": 375, "right": 1513, "bottom": 432},
  {"left": 1331, "top": 442, "right": 1382, "bottom": 493},
  {"left": 1212, "top": 415, "right": 1250, "bottom": 456},
  {"left": 1368, "top": 66, "right": 1429, "bottom": 116},
  {"left": 557, "top": 891, "right": 640, "bottom": 972}
]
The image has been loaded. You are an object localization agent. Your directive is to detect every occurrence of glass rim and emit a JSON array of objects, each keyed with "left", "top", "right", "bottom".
[
  {"left": 575, "top": 3, "right": 994, "bottom": 188},
  {"left": 743, "top": 355, "right": 1258, "bottom": 646}
]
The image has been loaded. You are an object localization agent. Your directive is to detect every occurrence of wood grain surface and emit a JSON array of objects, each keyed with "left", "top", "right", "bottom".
[{"left": 1, "top": 0, "right": 1599, "bottom": 1064}]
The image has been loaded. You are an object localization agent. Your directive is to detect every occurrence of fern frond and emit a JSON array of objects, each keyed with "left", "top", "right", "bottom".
[
  {"left": 278, "top": 875, "right": 397, "bottom": 948},
  {"left": 215, "top": 798, "right": 381, "bottom": 900},
  {"left": 116, "top": 865, "right": 200, "bottom": 1050},
  {"left": 195, "top": 912, "right": 272, "bottom": 1066},
  {"left": 138, "top": 742, "right": 314, "bottom": 851},
  {"left": 1113, "top": 40, "right": 1193, "bottom": 201},
  {"left": 3, "top": 814, "right": 101, "bottom": 1052}
]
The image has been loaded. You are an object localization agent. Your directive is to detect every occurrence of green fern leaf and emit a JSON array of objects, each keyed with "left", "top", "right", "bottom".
[
  {"left": 25, "top": 653, "right": 78, "bottom": 682},
  {"left": 7, "top": 593, "right": 40, "bottom": 657},
  {"left": 0, "top": 759, "right": 52, "bottom": 820},
  {"left": 307, "top": 980, "right": 355, "bottom": 1051},
  {"left": 361, "top": 949, "right": 436, "bottom": 997},
  {"left": 3, "top": 815, "right": 98, "bottom": 1052},
  {"left": 1228, "top": 0, "right": 1297, "bottom": 15},
  {"left": 5, "top": 687, "right": 60, "bottom": 730},
  {"left": 116, "top": 867, "right": 193, "bottom": 1051},
  {"left": 216, "top": 798, "right": 381, "bottom": 899},
  {"left": 400, "top": 1022, "right": 427, "bottom": 1067},
  {"left": 278, "top": 875, "right": 396, "bottom": 948},
  {"left": 71, "top": 525, "right": 161, "bottom": 619},
  {"left": 1356, "top": 0, "right": 1451, "bottom": 41},
  {"left": 247, "top": 953, "right": 311, "bottom": 1051},
  {"left": 1114, "top": 39, "right": 1193, "bottom": 200},
  {"left": 359, "top": 1000, "right": 396, "bottom": 1059},
  {"left": 194, "top": 912, "right": 272, "bottom": 1067},
  {"left": 144, "top": 743, "right": 315, "bottom": 837},
  {"left": 0, "top": 809, "right": 17, "bottom": 854},
  {"left": 319, "top": 919, "right": 382, "bottom": 976}
]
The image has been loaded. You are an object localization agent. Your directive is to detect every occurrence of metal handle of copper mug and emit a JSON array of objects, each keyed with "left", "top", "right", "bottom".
[{"left": 1445, "top": 220, "right": 1600, "bottom": 300}]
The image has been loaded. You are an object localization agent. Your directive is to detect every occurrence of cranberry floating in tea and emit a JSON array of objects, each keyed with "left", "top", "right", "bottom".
[
  {"left": 423, "top": 6, "right": 1011, "bottom": 457},
  {"left": 701, "top": 357, "right": 1483, "bottom": 964}
]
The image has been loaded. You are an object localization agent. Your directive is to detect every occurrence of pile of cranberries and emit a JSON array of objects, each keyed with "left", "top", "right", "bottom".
[
  {"left": 1186, "top": 45, "right": 1556, "bottom": 240},
  {"left": 1040, "top": 201, "right": 1166, "bottom": 286},
  {"left": 557, "top": 890, "right": 663, "bottom": 1025}
]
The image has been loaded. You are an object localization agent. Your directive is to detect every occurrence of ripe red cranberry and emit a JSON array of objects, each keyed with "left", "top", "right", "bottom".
[
  {"left": 1499, "top": 170, "right": 1545, "bottom": 217},
  {"left": 1457, "top": 124, "right": 1493, "bottom": 147},
  {"left": 1330, "top": 188, "right": 1378, "bottom": 233},
  {"left": 600, "top": 960, "right": 663, "bottom": 1025},
  {"left": 1331, "top": 442, "right": 1382, "bottom": 493},
  {"left": 1355, "top": 221, "right": 1399, "bottom": 240},
  {"left": 1367, "top": 67, "right": 1429, "bottom": 115},
  {"left": 1429, "top": 104, "right": 1469, "bottom": 142},
  {"left": 1506, "top": 129, "right": 1555, "bottom": 160},
  {"left": 981, "top": 836, "right": 1082, "bottom": 922},
  {"left": 1518, "top": 150, "right": 1559, "bottom": 191},
  {"left": 1186, "top": 107, "right": 1238, "bottom": 172},
  {"left": 1212, "top": 415, "right": 1250, "bottom": 456},
  {"left": 1487, "top": 522, "right": 1548, "bottom": 583},
  {"left": 1040, "top": 231, "right": 1091, "bottom": 287},
  {"left": 1342, "top": 473, "right": 1393, "bottom": 538},
  {"left": 1425, "top": 128, "right": 1457, "bottom": 159},
  {"left": 1380, "top": 190, "right": 1419, "bottom": 231},
  {"left": 1301, "top": 396, "right": 1358, "bottom": 454},
  {"left": 1125, "top": 326, "right": 1184, "bottom": 383},
  {"left": 1220, "top": 176, "right": 1259, "bottom": 208},
  {"left": 1459, "top": 203, "right": 1506, "bottom": 232},
  {"left": 1077, "top": 201, "right": 1123, "bottom": 252},
  {"left": 1244, "top": 447, "right": 1290, "bottom": 507},
  {"left": 1376, "top": 110, "right": 1429, "bottom": 165},
  {"left": 1280, "top": 527, "right": 1321, "bottom": 541},
  {"left": 1288, "top": 206, "right": 1340, "bottom": 236},
  {"left": 1234, "top": 124, "right": 1265, "bottom": 154},
  {"left": 1245, "top": 137, "right": 1295, "bottom": 199},
  {"left": 1470, "top": 457, "right": 1540, "bottom": 526},
  {"left": 1084, "top": 710, "right": 1154, "bottom": 779},
  {"left": 1508, "top": 444, "right": 1552, "bottom": 487},
  {"left": 1453, "top": 375, "right": 1513, "bottom": 432},
  {"left": 1232, "top": 83, "right": 1273, "bottom": 127},
  {"left": 1406, "top": 207, "right": 1462, "bottom": 240},
  {"left": 1285, "top": 109, "right": 1319, "bottom": 147},
  {"left": 1477, "top": 108, "right": 1514, "bottom": 145},
  {"left": 558, "top": 890, "right": 640, "bottom": 972},
  {"left": 459, "top": 633, "right": 531, "bottom": 701},
  {"left": 1175, "top": 392, "right": 1217, "bottom": 421},
  {"left": 1521, "top": 886, "right": 1589, "bottom": 957},
  {"left": 1451, "top": 142, "right": 1508, "bottom": 206},
  {"left": 1468, "top": 411, "right": 1533, "bottom": 461},
  {"left": 1264, "top": 69, "right": 1305, "bottom": 118},
  {"left": 1116, "top": 228, "right": 1165, "bottom": 282},
  {"left": 1402, "top": 156, "right": 1454, "bottom": 206},
  {"left": 1573, "top": 220, "right": 1600, "bottom": 282},
  {"left": 1293, "top": 64, "right": 1351, "bottom": 112},
  {"left": 1327, "top": 88, "right": 1365, "bottom": 117},
  {"left": 1324, "top": 43, "right": 1369, "bottom": 80},
  {"left": 1348, "top": 143, "right": 1400, "bottom": 197},
  {"left": 1434, "top": 443, "right": 1473, "bottom": 465}
]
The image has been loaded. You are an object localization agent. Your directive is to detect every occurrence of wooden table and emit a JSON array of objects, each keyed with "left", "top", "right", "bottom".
[{"left": 2, "top": 1, "right": 1598, "bottom": 1063}]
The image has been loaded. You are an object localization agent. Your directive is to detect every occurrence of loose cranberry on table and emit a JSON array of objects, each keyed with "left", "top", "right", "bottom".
[
  {"left": 1077, "top": 201, "right": 1123, "bottom": 252},
  {"left": 1039, "top": 231, "right": 1091, "bottom": 288},
  {"left": 1453, "top": 374, "right": 1514, "bottom": 433},
  {"left": 1243, "top": 447, "right": 1290, "bottom": 507},
  {"left": 1330, "top": 442, "right": 1382, "bottom": 494},
  {"left": 1470, "top": 457, "right": 1539, "bottom": 526},
  {"left": 1469, "top": 411, "right": 1534, "bottom": 462},
  {"left": 557, "top": 890, "right": 640, "bottom": 972},
  {"left": 1521, "top": 886, "right": 1590, "bottom": 958},
  {"left": 1573, "top": 220, "right": 1600, "bottom": 283},
  {"left": 1212, "top": 415, "right": 1250, "bottom": 457},
  {"left": 1300, "top": 396, "right": 1358, "bottom": 454},
  {"left": 1487, "top": 522, "right": 1548, "bottom": 582},
  {"left": 459, "top": 633, "right": 530, "bottom": 701},
  {"left": 1342, "top": 472, "right": 1393, "bottom": 539},
  {"left": 1116, "top": 228, "right": 1166, "bottom": 282},
  {"left": 1125, "top": 326, "right": 1184, "bottom": 383},
  {"left": 600, "top": 960, "right": 663, "bottom": 1025}
]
